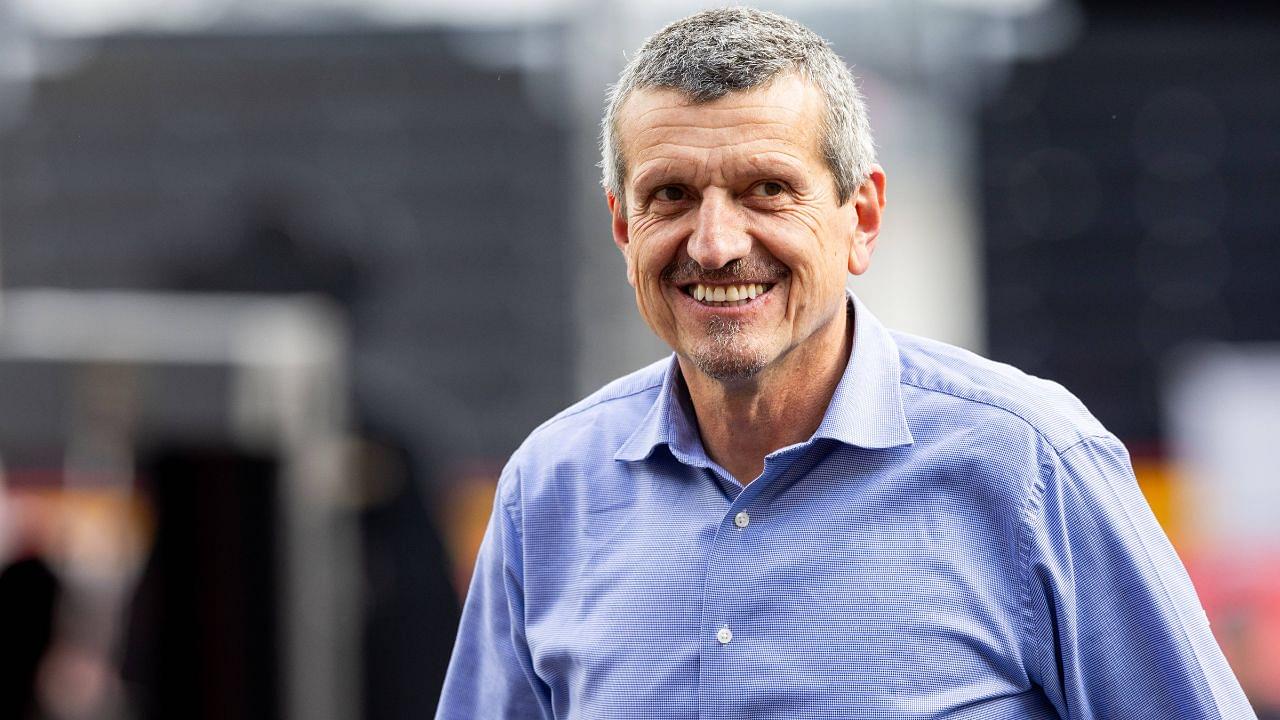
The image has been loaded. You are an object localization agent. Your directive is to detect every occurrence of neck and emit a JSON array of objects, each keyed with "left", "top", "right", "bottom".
[{"left": 679, "top": 304, "right": 853, "bottom": 485}]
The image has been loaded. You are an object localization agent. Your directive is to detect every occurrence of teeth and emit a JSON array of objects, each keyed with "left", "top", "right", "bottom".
[{"left": 688, "top": 283, "right": 770, "bottom": 304}]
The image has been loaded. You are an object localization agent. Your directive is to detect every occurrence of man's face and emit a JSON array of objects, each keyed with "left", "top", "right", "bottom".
[{"left": 609, "top": 73, "right": 884, "bottom": 384}]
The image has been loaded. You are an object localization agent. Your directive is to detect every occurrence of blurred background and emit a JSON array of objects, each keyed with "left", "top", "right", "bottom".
[{"left": 0, "top": 0, "right": 1275, "bottom": 717}]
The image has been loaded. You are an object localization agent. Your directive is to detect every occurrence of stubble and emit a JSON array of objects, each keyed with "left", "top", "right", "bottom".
[{"left": 691, "top": 315, "right": 766, "bottom": 381}]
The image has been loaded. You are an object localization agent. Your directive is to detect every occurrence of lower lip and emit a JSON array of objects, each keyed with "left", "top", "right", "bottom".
[{"left": 673, "top": 285, "right": 775, "bottom": 316}]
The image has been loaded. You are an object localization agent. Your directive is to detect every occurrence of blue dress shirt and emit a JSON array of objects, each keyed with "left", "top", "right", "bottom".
[{"left": 437, "top": 293, "right": 1256, "bottom": 719}]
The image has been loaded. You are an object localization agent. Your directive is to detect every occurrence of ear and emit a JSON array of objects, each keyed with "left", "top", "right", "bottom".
[
  {"left": 607, "top": 191, "right": 638, "bottom": 287},
  {"left": 848, "top": 164, "right": 886, "bottom": 276}
]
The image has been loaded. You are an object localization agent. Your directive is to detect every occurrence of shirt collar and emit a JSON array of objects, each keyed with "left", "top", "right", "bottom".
[
  {"left": 812, "top": 291, "right": 915, "bottom": 449},
  {"left": 614, "top": 357, "right": 707, "bottom": 464},
  {"left": 615, "top": 290, "right": 914, "bottom": 463}
]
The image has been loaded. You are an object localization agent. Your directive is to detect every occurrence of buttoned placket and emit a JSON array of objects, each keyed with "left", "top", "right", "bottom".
[{"left": 695, "top": 446, "right": 806, "bottom": 718}]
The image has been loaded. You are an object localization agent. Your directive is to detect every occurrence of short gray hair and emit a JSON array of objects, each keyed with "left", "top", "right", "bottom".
[{"left": 600, "top": 7, "right": 875, "bottom": 210}]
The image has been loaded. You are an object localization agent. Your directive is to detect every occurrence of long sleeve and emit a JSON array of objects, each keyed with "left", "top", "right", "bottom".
[
  {"left": 1022, "top": 435, "right": 1256, "bottom": 719},
  {"left": 436, "top": 470, "right": 552, "bottom": 720}
]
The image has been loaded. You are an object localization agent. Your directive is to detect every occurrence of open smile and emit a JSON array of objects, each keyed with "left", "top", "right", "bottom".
[{"left": 682, "top": 282, "right": 775, "bottom": 308}]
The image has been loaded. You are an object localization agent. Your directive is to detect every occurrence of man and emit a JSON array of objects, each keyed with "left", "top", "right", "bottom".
[{"left": 437, "top": 8, "right": 1255, "bottom": 719}]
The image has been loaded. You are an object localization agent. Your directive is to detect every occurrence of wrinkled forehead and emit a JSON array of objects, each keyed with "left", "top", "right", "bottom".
[{"left": 614, "top": 74, "right": 827, "bottom": 185}]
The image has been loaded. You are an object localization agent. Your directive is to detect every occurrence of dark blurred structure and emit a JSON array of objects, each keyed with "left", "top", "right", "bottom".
[
  {"left": 354, "top": 428, "right": 460, "bottom": 720},
  {"left": 0, "top": 556, "right": 61, "bottom": 719},
  {"left": 125, "top": 448, "right": 281, "bottom": 720},
  {"left": 0, "top": 27, "right": 575, "bottom": 464},
  {"left": 175, "top": 194, "right": 361, "bottom": 305},
  {"left": 170, "top": 195, "right": 462, "bottom": 714},
  {"left": 0, "top": 290, "right": 351, "bottom": 719},
  {"left": 0, "top": 24, "right": 571, "bottom": 718},
  {"left": 981, "top": 6, "right": 1280, "bottom": 445}
]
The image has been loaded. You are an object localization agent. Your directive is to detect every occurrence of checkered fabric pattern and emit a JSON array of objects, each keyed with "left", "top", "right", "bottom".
[{"left": 437, "top": 293, "right": 1255, "bottom": 719}]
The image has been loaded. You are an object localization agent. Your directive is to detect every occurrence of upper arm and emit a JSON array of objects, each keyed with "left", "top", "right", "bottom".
[
  {"left": 436, "top": 465, "right": 553, "bottom": 720},
  {"left": 1021, "top": 436, "right": 1256, "bottom": 719}
]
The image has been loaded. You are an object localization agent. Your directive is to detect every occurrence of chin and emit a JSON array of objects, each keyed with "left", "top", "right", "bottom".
[
  {"left": 688, "top": 352, "right": 768, "bottom": 382},
  {"left": 683, "top": 325, "right": 773, "bottom": 382}
]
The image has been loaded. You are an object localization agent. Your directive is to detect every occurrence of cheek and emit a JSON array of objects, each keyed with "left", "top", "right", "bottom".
[
  {"left": 758, "top": 223, "right": 849, "bottom": 306},
  {"left": 754, "top": 224, "right": 818, "bottom": 279},
  {"left": 630, "top": 227, "right": 679, "bottom": 281},
  {"left": 629, "top": 243, "right": 673, "bottom": 311},
  {"left": 783, "top": 216, "right": 847, "bottom": 273},
  {"left": 632, "top": 248, "right": 663, "bottom": 291}
]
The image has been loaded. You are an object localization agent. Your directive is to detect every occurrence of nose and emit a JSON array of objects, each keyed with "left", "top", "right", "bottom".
[{"left": 686, "top": 190, "right": 751, "bottom": 270}]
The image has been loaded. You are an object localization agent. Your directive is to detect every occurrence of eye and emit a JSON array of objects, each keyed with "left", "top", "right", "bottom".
[
  {"left": 750, "top": 181, "right": 786, "bottom": 197},
  {"left": 654, "top": 186, "right": 687, "bottom": 202}
]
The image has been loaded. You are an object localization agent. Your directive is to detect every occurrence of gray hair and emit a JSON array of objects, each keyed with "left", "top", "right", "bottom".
[{"left": 600, "top": 7, "right": 875, "bottom": 211}]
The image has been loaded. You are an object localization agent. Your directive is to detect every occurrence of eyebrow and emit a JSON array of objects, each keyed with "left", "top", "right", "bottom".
[{"left": 630, "top": 151, "right": 812, "bottom": 193}]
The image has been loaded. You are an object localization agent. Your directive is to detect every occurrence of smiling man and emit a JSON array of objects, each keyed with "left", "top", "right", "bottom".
[
  {"left": 436, "top": 8, "right": 1255, "bottom": 720},
  {"left": 609, "top": 71, "right": 881, "bottom": 485}
]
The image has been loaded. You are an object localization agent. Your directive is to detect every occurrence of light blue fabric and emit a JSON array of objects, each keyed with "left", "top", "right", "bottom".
[{"left": 437, "top": 293, "right": 1256, "bottom": 719}]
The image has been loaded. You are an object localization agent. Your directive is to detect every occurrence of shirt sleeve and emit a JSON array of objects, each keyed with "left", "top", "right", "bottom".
[
  {"left": 1021, "top": 435, "right": 1257, "bottom": 719},
  {"left": 436, "top": 466, "right": 552, "bottom": 720}
]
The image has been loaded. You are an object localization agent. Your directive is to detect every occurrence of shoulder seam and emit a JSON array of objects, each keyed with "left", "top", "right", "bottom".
[
  {"left": 499, "top": 488, "right": 522, "bottom": 545},
  {"left": 1054, "top": 433, "right": 1119, "bottom": 456},
  {"left": 1016, "top": 454, "right": 1047, "bottom": 682},
  {"left": 901, "top": 377, "right": 1052, "bottom": 447},
  {"left": 901, "top": 378, "right": 1103, "bottom": 454},
  {"left": 1016, "top": 432, "right": 1126, "bottom": 683}
]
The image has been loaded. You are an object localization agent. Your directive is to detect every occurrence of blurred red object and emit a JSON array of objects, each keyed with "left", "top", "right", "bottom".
[{"left": 1186, "top": 550, "right": 1280, "bottom": 709}]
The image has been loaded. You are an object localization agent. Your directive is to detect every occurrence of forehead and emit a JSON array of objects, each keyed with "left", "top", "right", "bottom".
[{"left": 615, "top": 74, "right": 827, "bottom": 184}]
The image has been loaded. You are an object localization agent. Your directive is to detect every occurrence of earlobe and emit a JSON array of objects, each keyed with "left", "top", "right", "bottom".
[
  {"left": 607, "top": 191, "right": 630, "bottom": 252},
  {"left": 848, "top": 166, "right": 886, "bottom": 276}
]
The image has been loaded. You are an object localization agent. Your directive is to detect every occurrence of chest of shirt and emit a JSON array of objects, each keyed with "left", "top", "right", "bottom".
[{"left": 518, "top": 451, "right": 1048, "bottom": 718}]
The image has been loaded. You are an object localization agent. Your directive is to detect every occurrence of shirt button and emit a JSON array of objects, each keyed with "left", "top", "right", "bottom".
[
  {"left": 734, "top": 511, "right": 750, "bottom": 528},
  {"left": 716, "top": 626, "right": 733, "bottom": 645}
]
